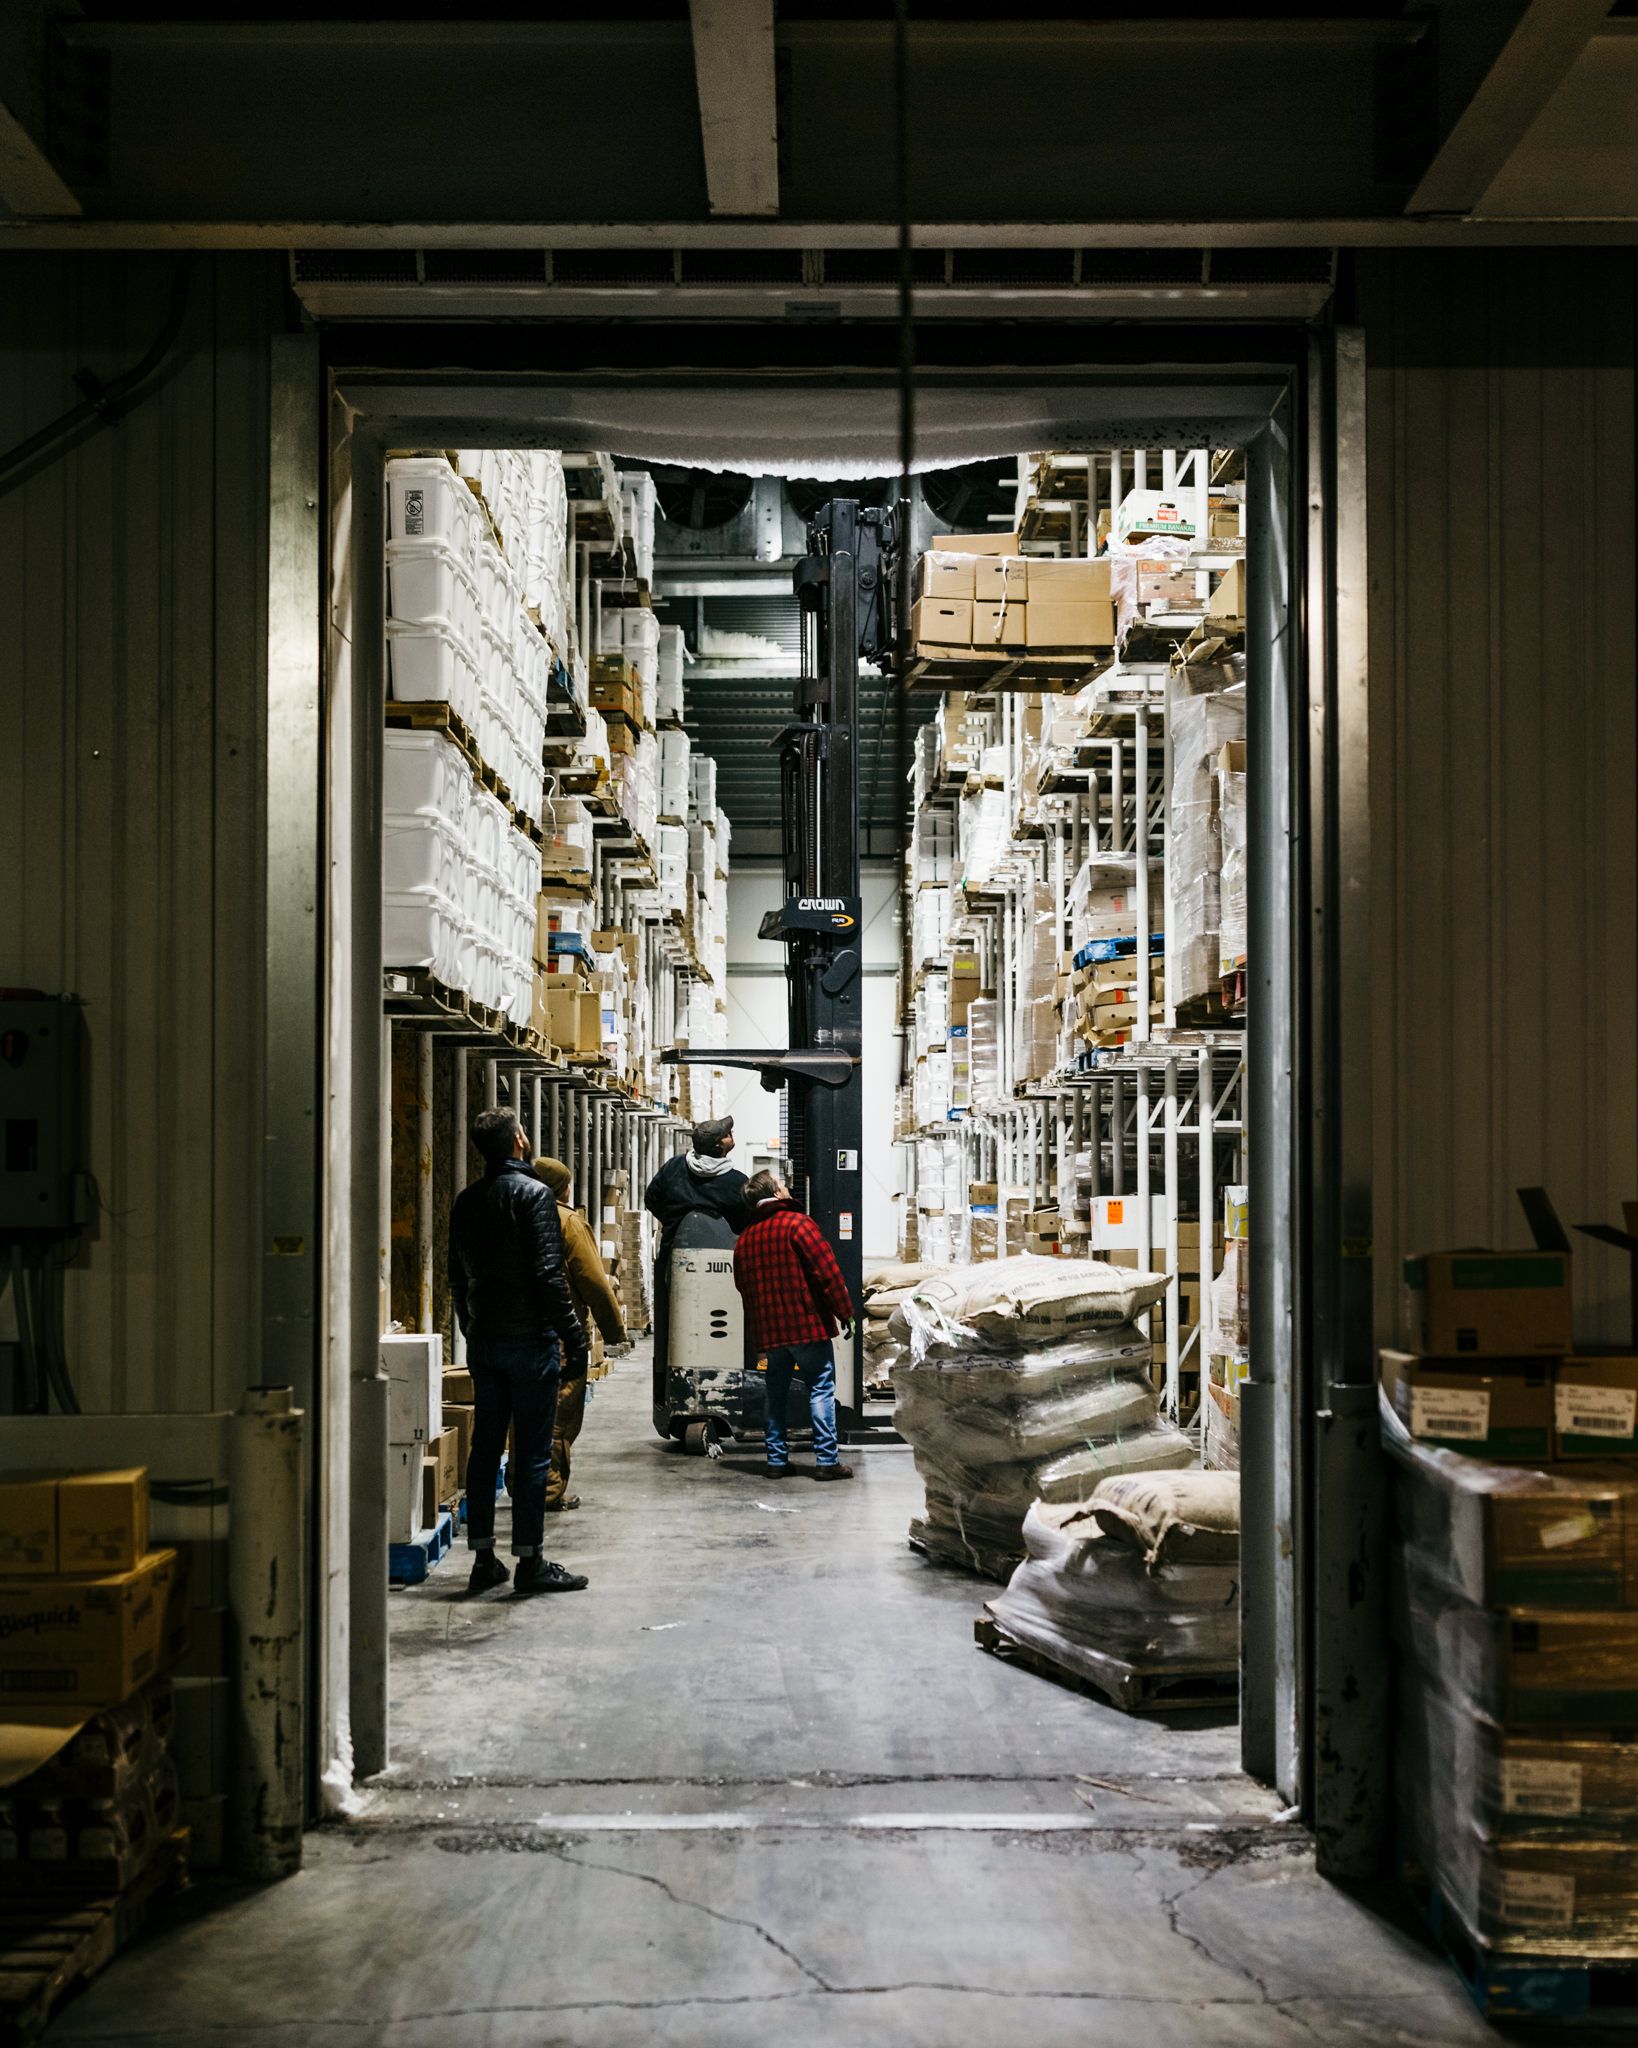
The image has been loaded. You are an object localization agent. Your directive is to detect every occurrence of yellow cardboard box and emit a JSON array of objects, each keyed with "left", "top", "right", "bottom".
[
  {"left": 0, "top": 1474, "right": 60, "bottom": 1577},
  {"left": 0, "top": 1549, "right": 187, "bottom": 1705},
  {"left": 58, "top": 1470, "right": 151, "bottom": 1577}
]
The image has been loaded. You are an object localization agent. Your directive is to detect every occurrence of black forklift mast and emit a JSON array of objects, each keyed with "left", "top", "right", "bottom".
[{"left": 664, "top": 497, "right": 897, "bottom": 1434}]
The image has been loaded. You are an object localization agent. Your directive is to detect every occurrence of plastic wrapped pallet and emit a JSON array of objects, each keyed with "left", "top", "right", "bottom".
[
  {"left": 1397, "top": 1678, "right": 1638, "bottom": 1954},
  {"left": 1165, "top": 684, "right": 1245, "bottom": 1005},
  {"left": 1015, "top": 881, "right": 1060, "bottom": 1083},
  {"left": 890, "top": 1259, "right": 1189, "bottom": 1577},
  {"left": 984, "top": 1496, "right": 1240, "bottom": 1698}
]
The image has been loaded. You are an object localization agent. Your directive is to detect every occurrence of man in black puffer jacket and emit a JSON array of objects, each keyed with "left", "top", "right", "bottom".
[{"left": 449, "top": 1106, "right": 591, "bottom": 1597}]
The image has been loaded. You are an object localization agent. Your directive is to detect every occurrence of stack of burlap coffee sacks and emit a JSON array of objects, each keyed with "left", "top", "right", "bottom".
[
  {"left": 861, "top": 1261, "right": 946, "bottom": 1397},
  {"left": 1386, "top": 1189, "right": 1638, "bottom": 1959},
  {"left": 889, "top": 1255, "right": 1191, "bottom": 1579},
  {"left": 985, "top": 1470, "right": 1240, "bottom": 1706}
]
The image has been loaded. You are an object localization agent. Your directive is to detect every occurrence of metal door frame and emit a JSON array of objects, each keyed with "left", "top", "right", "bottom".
[{"left": 275, "top": 331, "right": 1380, "bottom": 1871}]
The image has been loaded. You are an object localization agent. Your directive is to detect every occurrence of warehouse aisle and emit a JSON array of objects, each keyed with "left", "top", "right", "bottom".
[{"left": 52, "top": 1349, "right": 1500, "bottom": 2047}]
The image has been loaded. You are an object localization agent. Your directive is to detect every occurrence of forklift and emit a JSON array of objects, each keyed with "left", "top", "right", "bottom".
[{"left": 659, "top": 496, "right": 897, "bottom": 1447}]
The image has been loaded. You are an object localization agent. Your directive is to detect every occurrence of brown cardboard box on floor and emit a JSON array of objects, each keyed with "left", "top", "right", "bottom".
[{"left": 442, "top": 1403, "right": 475, "bottom": 1477}]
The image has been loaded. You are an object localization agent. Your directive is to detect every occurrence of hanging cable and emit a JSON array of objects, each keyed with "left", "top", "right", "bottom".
[
  {"left": 0, "top": 255, "right": 195, "bottom": 495},
  {"left": 8, "top": 1242, "right": 44, "bottom": 1414},
  {"left": 32, "top": 1250, "right": 80, "bottom": 1415}
]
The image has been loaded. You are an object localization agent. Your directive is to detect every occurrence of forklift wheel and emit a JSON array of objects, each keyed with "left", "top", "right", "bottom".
[{"left": 683, "top": 1421, "right": 710, "bottom": 1457}]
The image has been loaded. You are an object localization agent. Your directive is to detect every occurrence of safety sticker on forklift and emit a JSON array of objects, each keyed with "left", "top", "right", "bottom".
[
  {"left": 840, "top": 1212, "right": 855, "bottom": 1240},
  {"left": 837, "top": 1149, "right": 858, "bottom": 1171}
]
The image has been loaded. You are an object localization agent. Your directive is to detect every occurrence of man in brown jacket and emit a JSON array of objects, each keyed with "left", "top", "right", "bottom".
[{"left": 535, "top": 1156, "right": 626, "bottom": 1511}]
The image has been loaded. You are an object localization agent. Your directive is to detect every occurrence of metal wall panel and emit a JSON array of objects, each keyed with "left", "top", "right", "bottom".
[
  {"left": 1360, "top": 251, "right": 1638, "bottom": 1346},
  {"left": 0, "top": 254, "right": 286, "bottom": 1413}
]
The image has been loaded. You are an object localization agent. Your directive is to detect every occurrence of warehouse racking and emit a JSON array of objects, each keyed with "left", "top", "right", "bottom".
[
  {"left": 376, "top": 449, "right": 731, "bottom": 1543},
  {"left": 895, "top": 448, "right": 1249, "bottom": 1444}
]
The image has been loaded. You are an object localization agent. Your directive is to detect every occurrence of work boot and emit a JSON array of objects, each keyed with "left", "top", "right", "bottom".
[
  {"left": 515, "top": 1558, "right": 589, "bottom": 1595},
  {"left": 466, "top": 1551, "right": 509, "bottom": 1595},
  {"left": 813, "top": 1463, "right": 855, "bottom": 1482},
  {"left": 544, "top": 1494, "right": 581, "bottom": 1513},
  {"left": 764, "top": 1463, "right": 793, "bottom": 1479}
]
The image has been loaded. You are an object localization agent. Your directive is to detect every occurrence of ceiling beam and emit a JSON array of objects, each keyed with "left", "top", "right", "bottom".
[
  {"left": 1406, "top": 0, "right": 1615, "bottom": 216},
  {"left": 688, "top": 0, "right": 778, "bottom": 218},
  {"left": 0, "top": 98, "right": 80, "bottom": 217}
]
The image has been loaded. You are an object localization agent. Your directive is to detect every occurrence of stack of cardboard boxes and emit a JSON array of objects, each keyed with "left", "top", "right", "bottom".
[
  {"left": 912, "top": 536, "right": 1117, "bottom": 659},
  {"left": 382, "top": 1333, "right": 462, "bottom": 1545},
  {"left": 0, "top": 1468, "right": 189, "bottom": 1892},
  {"left": 1387, "top": 1192, "right": 1638, "bottom": 1960}
]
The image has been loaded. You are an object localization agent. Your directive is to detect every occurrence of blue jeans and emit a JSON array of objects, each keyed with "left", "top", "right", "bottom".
[
  {"left": 465, "top": 1337, "right": 560, "bottom": 1557},
  {"left": 764, "top": 1340, "right": 840, "bottom": 1469}
]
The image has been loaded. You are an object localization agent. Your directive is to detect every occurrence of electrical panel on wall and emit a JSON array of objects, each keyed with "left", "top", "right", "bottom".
[{"left": 0, "top": 995, "right": 84, "bottom": 1233}]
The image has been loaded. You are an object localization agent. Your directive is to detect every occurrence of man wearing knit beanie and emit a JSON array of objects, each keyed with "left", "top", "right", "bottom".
[{"left": 534, "top": 1156, "right": 626, "bottom": 1511}]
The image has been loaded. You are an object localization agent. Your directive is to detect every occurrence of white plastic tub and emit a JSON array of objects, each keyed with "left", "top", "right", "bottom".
[
  {"left": 387, "top": 458, "right": 466, "bottom": 547},
  {"left": 384, "top": 812, "right": 463, "bottom": 898},
  {"left": 386, "top": 536, "right": 471, "bottom": 631},
  {"left": 384, "top": 887, "right": 461, "bottom": 980},
  {"left": 387, "top": 619, "right": 466, "bottom": 706},
  {"left": 383, "top": 729, "right": 472, "bottom": 828}
]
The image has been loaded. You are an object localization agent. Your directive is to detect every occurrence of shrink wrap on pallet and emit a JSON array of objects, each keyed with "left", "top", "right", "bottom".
[
  {"left": 890, "top": 1262, "right": 1190, "bottom": 1577},
  {"left": 985, "top": 1499, "right": 1240, "bottom": 1682},
  {"left": 1165, "top": 685, "right": 1245, "bottom": 1005}
]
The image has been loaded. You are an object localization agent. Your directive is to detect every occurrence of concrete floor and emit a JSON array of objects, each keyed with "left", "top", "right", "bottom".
[{"left": 53, "top": 1345, "right": 1507, "bottom": 2046}]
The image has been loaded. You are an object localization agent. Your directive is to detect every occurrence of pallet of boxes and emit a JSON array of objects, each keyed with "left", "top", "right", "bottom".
[
  {"left": 0, "top": 1468, "right": 190, "bottom": 2038},
  {"left": 1386, "top": 1189, "right": 1638, "bottom": 2023},
  {"left": 382, "top": 1333, "right": 464, "bottom": 1583}
]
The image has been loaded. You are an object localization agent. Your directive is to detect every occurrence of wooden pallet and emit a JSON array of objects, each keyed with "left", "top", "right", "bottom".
[
  {"left": 974, "top": 1615, "right": 1239, "bottom": 1716},
  {"left": 385, "top": 698, "right": 482, "bottom": 772},
  {"left": 0, "top": 1832, "right": 187, "bottom": 2045},
  {"left": 903, "top": 651, "right": 1113, "bottom": 695}
]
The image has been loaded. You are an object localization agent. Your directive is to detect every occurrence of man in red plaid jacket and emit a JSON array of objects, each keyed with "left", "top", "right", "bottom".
[{"left": 733, "top": 1171, "right": 855, "bottom": 1480}]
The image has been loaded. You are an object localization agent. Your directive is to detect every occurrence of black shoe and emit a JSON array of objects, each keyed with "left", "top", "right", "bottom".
[
  {"left": 515, "top": 1558, "right": 589, "bottom": 1595},
  {"left": 466, "top": 1552, "right": 510, "bottom": 1595},
  {"left": 764, "top": 1463, "right": 794, "bottom": 1479},
  {"left": 813, "top": 1463, "right": 855, "bottom": 1482}
]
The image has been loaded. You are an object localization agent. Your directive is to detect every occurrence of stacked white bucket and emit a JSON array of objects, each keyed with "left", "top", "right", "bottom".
[
  {"left": 385, "top": 455, "right": 549, "bottom": 826},
  {"left": 619, "top": 469, "right": 656, "bottom": 588},
  {"left": 656, "top": 623, "right": 685, "bottom": 725}
]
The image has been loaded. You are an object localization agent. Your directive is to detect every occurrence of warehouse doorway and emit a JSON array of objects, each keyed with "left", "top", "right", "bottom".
[{"left": 292, "top": 326, "right": 1373, "bottom": 1877}]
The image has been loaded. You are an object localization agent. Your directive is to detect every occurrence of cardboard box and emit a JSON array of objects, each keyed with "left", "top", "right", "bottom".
[
  {"left": 911, "top": 597, "right": 974, "bottom": 649},
  {"left": 915, "top": 552, "right": 976, "bottom": 601},
  {"left": 547, "top": 988, "right": 603, "bottom": 1054},
  {"left": 58, "top": 1470, "right": 151, "bottom": 1577},
  {"left": 0, "top": 1550, "right": 187, "bottom": 1705},
  {"left": 442, "top": 1403, "right": 475, "bottom": 1478},
  {"left": 1223, "top": 1185, "right": 1250, "bottom": 1241},
  {"left": 972, "top": 556, "right": 1029, "bottom": 602},
  {"left": 934, "top": 532, "right": 1019, "bottom": 555},
  {"left": 0, "top": 1474, "right": 60, "bottom": 1577},
  {"left": 1555, "top": 1356, "right": 1638, "bottom": 1457},
  {"left": 1380, "top": 1350, "right": 1553, "bottom": 1462},
  {"left": 1387, "top": 1420, "right": 1629, "bottom": 1608},
  {"left": 419, "top": 1457, "right": 440, "bottom": 1532},
  {"left": 381, "top": 1333, "right": 443, "bottom": 1445},
  {"left": 389, "top": 1444, "right": 426, "bottom": 1544},
  {"left": 972, "top": 600, "right": 1026, "bottom": 650},
  {"left": 1026, "top": 599, "right": 1116, "bottom": 650},
  {"left": 433, "top": 1426, "right": 461, "bottom": 1505},
  {"left": 1209, "top": 558, "right": 1245, "bottom": 620},
  {"left": 443, "top": 1368, "right": 476, "bottom": 1405},
  {"left": 1403, "top": 1250, "right": 1572, "bottom": 1358}
]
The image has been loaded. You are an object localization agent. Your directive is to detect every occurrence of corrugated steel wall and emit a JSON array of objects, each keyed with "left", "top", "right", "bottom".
[
  {"left": 1359, "top": 251, "right": 1638, "bottom": 1344},
  {"left": 0, "top": 254, "right": 287, "bottom": 1413}
]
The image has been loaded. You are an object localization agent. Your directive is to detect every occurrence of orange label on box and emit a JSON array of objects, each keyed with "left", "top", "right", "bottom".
[{"left": 1106, "top": 1200, "right": 1124, "bottom": 1224}]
